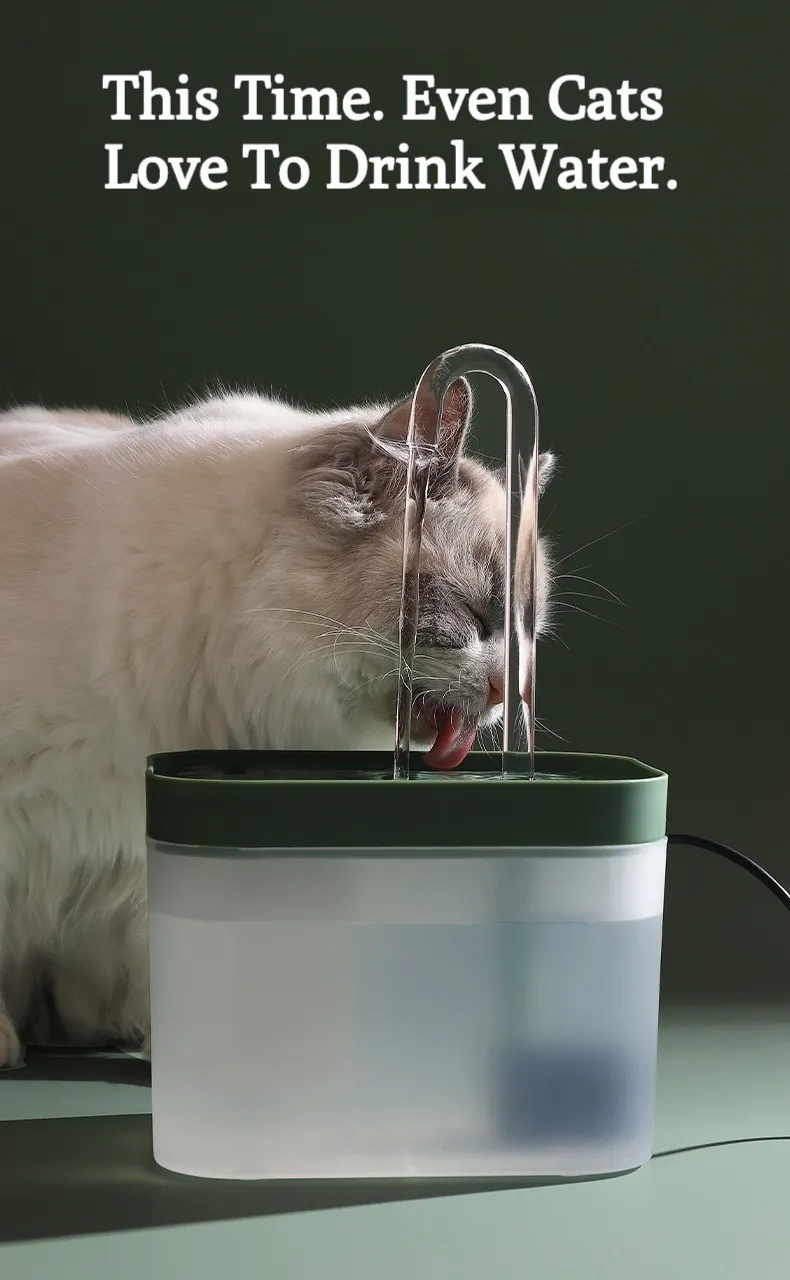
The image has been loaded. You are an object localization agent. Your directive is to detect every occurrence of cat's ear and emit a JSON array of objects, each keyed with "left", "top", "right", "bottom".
[
  {"left": 374, "top": 376, "right": 473, "bottom": 494},
  {"left": 519, "top": 450, "right": 556, "bottom": 501},
  {"left": 291, "top": 378, "right": 474, "bottom": 531}
]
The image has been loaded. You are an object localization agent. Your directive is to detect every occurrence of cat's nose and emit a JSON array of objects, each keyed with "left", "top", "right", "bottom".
[{"left": 486, "top": 674, "right": 505, "bottom": 709}]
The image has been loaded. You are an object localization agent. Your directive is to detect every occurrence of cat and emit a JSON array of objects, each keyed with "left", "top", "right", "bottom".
[{"left": 0, "top": 378, "right": 555, "bottom": 1067}]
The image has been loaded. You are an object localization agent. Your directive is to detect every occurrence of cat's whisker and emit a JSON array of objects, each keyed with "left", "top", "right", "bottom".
[
  {"left": 534, "top": 716, "right": 567, "bottom": 744},
  {"left": 555, "top": 572, "right": 627, "bottom": 607},
  {"left": 476, "top": 723, "right": 503, "bottom": 760},
  {"left": 245, "top": 606, "right": 397, "bottom": 653},
  {"left": 551, "top": 602, "right": 620, "bottom": 627},
  {"left": 554, "top": 517, "right": 641, "bottom": 568},
  {"left": 555, "top": 590, "right": 621, "bottom": 606},
  {"left": 278, "top": 643, "right": 389, "bottom": 686},
  {"left": 338, "top": 667, "right": 400, "bottom": 711},
  {"left": 245, "top": 605, "right": 375, "bottom": 636},
  {"left": 268, "top": 625, "right": 399, "bottom": 673},
  {"left": 319, "top": 633, "right": 398, "bottom": 660},
  {"left": 542, "top": 623, "right": 570, "bottom": 652},
  {"left": 296, "top": 642, "right": 389, "bottom": 665}
]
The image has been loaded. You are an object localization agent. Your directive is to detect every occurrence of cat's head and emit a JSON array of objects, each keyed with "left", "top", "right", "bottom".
[{"left": 285, "top": 379, "right": 555, "bottom": 765}]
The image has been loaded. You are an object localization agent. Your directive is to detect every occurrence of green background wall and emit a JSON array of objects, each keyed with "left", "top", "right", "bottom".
[{"left": 3, "top": 1, "right": 787, "bottom": 1000}]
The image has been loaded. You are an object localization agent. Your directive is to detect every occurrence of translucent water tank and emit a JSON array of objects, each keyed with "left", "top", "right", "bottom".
[{"left": 145, "top": 750, "right": 668, "bottom": 1181}]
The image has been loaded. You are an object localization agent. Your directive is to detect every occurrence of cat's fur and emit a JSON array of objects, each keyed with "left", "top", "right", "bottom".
[{"left": 0, "top": 381, "right": 554, "bottom": 1067}]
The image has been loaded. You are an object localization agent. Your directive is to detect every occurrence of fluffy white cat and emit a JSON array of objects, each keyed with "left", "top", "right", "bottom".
[{"left": 0, "top": 380, "right": 554, "bottom": 1066}]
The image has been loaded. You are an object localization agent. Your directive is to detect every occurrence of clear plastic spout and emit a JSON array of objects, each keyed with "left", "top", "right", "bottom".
[{"left": 394, "top": 344, "right": 541, "bottom": 781}]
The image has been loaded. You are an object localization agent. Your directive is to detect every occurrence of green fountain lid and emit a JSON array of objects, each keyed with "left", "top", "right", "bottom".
[{"left": 145, "top": 750, "right": 668, "bottom": 853}]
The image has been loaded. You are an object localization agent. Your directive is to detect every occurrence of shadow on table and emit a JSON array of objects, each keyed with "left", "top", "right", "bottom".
[
  {"left": 3, "top": 1044, "right": 152, "bottom": 1087},
  {"left": 3, "top": 1111, "right": 789, "bottom": 1246},
  {"left": 0, "top": 1110, "right": 566, "bottom": 1243},
  {"left": 4, "top": 1048, "right": 662, "bottom": 1242}
]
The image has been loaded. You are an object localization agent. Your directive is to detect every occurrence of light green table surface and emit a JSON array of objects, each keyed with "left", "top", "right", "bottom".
[{"left": 1, "top": 1006, "right": 788, "bottom": 1279}]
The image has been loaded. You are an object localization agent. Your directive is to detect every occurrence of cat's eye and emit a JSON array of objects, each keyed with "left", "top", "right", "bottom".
[{"left": 425, "top": 636, "right": 465, "bottom": 651}]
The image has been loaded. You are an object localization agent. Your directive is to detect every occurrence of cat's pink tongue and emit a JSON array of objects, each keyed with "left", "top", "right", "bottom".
[{"left": 422, "top": 708, "right": 478, "bottom": 771}]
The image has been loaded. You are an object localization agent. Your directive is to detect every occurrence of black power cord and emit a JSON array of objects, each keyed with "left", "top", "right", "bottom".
[
  {"left": 653, "top": 832, "right": 790, "bottom": 1161},
  {"left": 666, "top": 833, "right": 790, "bottom": 915}
]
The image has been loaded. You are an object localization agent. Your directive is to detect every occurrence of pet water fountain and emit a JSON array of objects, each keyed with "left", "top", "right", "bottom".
[{"left": 145, "top": 344, "right": 668, "bottom": 1181}]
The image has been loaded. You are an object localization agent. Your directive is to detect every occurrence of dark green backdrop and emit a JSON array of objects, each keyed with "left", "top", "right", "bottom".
[{"left": 3, "top": 2, "right": 788, "bottom": 1000}]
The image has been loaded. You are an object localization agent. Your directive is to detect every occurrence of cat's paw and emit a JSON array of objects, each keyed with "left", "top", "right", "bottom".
[
  {"left": 114, "top": 979, "right": 150, "bottom": 1058},
  {"left": 0, "top": 1015, "right": 23, "bottom": 1069},
  {"left": 119, "top": 1034, "right": 150, "bottom": 1062},
  {"left": 115, "top": 1013, "right": 150, "bottom": 1061}
]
